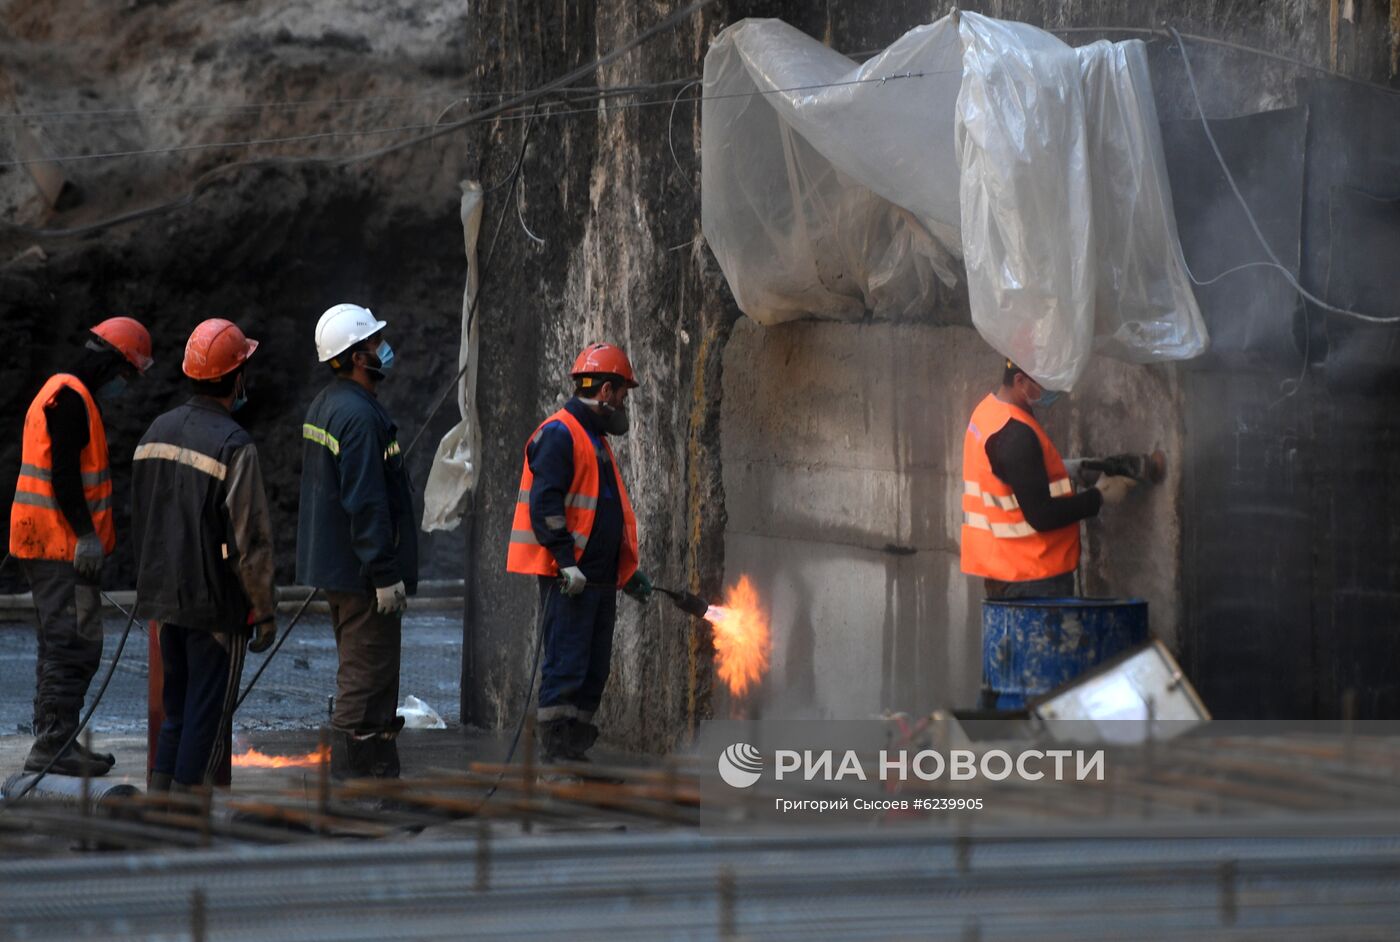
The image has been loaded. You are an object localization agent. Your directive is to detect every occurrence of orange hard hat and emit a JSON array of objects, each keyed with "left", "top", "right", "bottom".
[
  {"left": 570, "top": 342, "right": 639, "bottom": 388},
  {"left": 90, "top": 316, "right": 153, "bottom": 373},
  {"left": 182, "top": 318, "right": 259, "bottom": 380}
]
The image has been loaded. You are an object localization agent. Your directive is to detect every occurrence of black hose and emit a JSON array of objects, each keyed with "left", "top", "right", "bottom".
[
  {"left": 481, "top": 587, "right": 552, "bottom": 802},
  {"left": 234, "top": 590, "right": 319, "bottom": 711},
  {"left": 1, "top": 598, "right": 140, "bottom": 809}
]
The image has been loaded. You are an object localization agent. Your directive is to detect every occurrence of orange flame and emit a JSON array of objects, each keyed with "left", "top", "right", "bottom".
[
  {"left": 705, "top": 575, "right": 771, "bottom": 697},
  {"left": 231, "top": 745, "right": 331, "bottom": 769}
]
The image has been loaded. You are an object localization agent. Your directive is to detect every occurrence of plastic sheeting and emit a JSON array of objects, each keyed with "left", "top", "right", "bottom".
[
  {"left": 701, "top": 13, "right": 1206, "bottom": 389},
  {"left": 421, "top": 181, "right": 484, "bottom": 532}
]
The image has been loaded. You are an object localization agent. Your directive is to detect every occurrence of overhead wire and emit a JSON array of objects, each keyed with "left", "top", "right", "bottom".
[
  {"left": 0, "top": 0, "right": 720, "bottom": 239},
  {"left": 0, "top": 70, "right": 949, "bottom": 172},
  {"left": 1, "top": 78, "right": 701, "bottom": 127},
  {"left": 1170, "top": 25, "right": 1400, "bottom": 325}
]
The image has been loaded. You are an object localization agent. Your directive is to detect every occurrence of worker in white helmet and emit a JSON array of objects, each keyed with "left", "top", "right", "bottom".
[{"left": 296, "top": 303, "right": 418, "bottom": 779}]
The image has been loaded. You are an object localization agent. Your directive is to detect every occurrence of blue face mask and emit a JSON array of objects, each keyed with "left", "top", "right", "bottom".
[
  {"left": 231, "top": 376, "right": 248, "bottom": 413},
  {"left": 373, "top": 340, "right": 395, "bottom": 374},
  {"left": 1033, "top": 389, "right": 1062, "bottom": 408},
  {"left": 95, "top": 376, "right": 128, "bottom": 401}
]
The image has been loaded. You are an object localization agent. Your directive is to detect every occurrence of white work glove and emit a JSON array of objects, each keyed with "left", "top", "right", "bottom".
[
  {"left": 72, "top": 531, "right": 104, "bottom": 581},
  {"left": 1094, "top": 475, "right": 1137, "bottom": 506},
  {"left": 559, "top": 566, "right": 587, "bottom": 597},
  {"left": 375, "top": 580, "right": 408, "bottom": 615}
]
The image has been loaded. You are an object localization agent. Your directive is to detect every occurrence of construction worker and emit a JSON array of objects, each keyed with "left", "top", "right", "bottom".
[
  {"left": 506, "top": 342, "right": 652, "bottom": 764},
  {"left": 297, "top": 303, "right": 417, "bottom": 780},
  {"left": 9, "top": 316, "right": 152, "bottom": 778},
  {"left": 960, "top": 358, "right": 1136, "bottom": 600},
  {"left": 131, "top": 319, "right": 276, "bottom": 792}
]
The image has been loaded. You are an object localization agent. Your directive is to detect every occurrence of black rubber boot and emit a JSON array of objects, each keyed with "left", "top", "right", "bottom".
[
  {"left": 333, "top": 730, "right": 401, "bottom": 780},
  {"left": 560, "top": 722, "right": 599, "bottom": 761},
  {"left": 23, "top": 740, "right": 112, "bottom": 778},
  {"left": 71, "top": 739, "right": 116, "bottom": 772},
  {"left": 537, "top": 719, "right": 572, "bottom": 764}
]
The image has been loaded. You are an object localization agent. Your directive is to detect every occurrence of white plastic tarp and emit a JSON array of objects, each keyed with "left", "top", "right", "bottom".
[
  {"left": 701, "top": 13, "right": 1206, "bottom": 389},
  {"left": 421, "top": 181, "right": 484, "bottom": 533}
]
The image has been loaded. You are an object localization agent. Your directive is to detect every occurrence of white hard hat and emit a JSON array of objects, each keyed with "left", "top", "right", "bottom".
[{"left": 315, "top": 303, "right": 387, "bottom": 363}]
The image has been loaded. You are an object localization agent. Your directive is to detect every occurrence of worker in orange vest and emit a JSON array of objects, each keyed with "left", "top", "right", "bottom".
[
  {"left": 960, "top": 359, "right": 1136, "bottom": 601},
  {"left": 506, "top": 342, "right": 652, "bottom": 764},
  {"left": 9, "top": 317, "right": 153, "bottom": 777}
]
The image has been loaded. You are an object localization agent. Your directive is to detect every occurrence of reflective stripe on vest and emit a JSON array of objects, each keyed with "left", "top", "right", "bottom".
[
  {"left": 958, "top": 393, "right": 1079, "bottom": 582},
  {"left": 133, "top": 442, "right": 229, "bottom": 480},
  {"left": 505, "top": 408, "right": 639, "bottom": 586},
  {"left": 9, "top": 374, "right": 116, "bottom": 560}
]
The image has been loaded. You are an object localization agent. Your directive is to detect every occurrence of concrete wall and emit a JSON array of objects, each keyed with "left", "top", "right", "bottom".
[{"left": 722, "top": 319, "right": 1184, "bottom": 719}]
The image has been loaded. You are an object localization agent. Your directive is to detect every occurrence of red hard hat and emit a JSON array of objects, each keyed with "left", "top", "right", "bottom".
[
  {"left": 90, "top": 316, "right": 153, "bottom": 373},
  {"left": 183, "top": 318, "right": 259, "bottom": 380},
  {"left": 570, "top": 342, "right": 639, "bottom": 388}
]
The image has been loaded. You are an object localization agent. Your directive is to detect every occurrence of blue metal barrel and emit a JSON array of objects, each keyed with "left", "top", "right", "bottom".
[{"left": 981, "top": 598, "right": 1148, "bottom": 710}]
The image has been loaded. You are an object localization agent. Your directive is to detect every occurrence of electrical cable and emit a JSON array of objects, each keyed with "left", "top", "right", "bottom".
[
  {"left": 1170, "top": 25, "right": 1400, "bottom": 325},
  {"left": 667, "top": 80, "right": 701, "bottom": 191},
  {"left": 0, "top": 599, "right": 140, "bottom": 809}
]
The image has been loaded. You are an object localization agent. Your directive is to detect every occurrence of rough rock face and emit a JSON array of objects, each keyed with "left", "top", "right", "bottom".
[{"left": 3, "top": 1, "right": 1396, "bottom": 748}]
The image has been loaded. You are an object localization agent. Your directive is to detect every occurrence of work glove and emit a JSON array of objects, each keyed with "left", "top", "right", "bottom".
[
  {"left": 623, "top": 570, "right": 654, "bottom": 604},
  {"left": 247, "top": 618, "right": 276, "bottom": 654},
  {"left": 375, "top": 580, "right": 408, "bottom": 615},
  {"left": 72, "top": 531, "right": 104, "bottom": 581},
  {"left": 1094, "top": 474, "right": 1137, "bottom": 506},
  {"left": 558, "top": 566, "right": 587, "bottom": 598}
]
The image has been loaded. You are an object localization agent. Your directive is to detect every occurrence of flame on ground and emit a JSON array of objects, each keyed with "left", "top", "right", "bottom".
[
  {"left": 705, "top": 575, "right": 771, "bottom": 697},
  {"left": 231, "top": 745, "right": 331, "bottom": 769}
]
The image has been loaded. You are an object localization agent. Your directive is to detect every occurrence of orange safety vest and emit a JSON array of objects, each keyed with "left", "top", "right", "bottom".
[
  {"left": 506, "top": 408, "right": 639, "bottom": 587},
  {"left": 9, "top": 374, "right": 116, "bottom": 561},
  {"left": 960, "top": 393, "right": 1079, "bottom": 582}
]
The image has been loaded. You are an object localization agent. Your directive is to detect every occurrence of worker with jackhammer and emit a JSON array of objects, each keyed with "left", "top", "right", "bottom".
[
  {"left": 506, "top": 342, "right": 653, "bottom": 765},
  {"left": 132, "top": 319, "right": 276, "bottom": 792},
  {"left": 297, "top": 303, "right": 417, "bottom": 780},
  {"left": 960, "top": 359, "right": 1136, "bottom": 601},
  {"left": 9, "top": 316, "right": 153, "bottom": 778}
]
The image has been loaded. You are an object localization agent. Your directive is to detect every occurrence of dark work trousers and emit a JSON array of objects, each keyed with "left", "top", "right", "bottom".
[
  {"left": 23, "top": 559, "right": 103, "bottom": 749},
  {"left": 325, "top": 591, "right": 402, "bottom": 734},
  {"left": 983, "top": 571, "right": 1076, "bottom": 601},
  {"left": 979, "top": 571, "right": 1077, "bottom": 708},
  {"left": 536, "top": 578, "right": 617, "bottom": 724},
  {"left": 154, "top": 625, "right": 245, "bottom": 787}
]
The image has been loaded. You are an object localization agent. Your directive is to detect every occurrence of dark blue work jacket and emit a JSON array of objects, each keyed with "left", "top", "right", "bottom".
[{"left": 296, "top": 378, "right": 418, "bottom": 595}]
